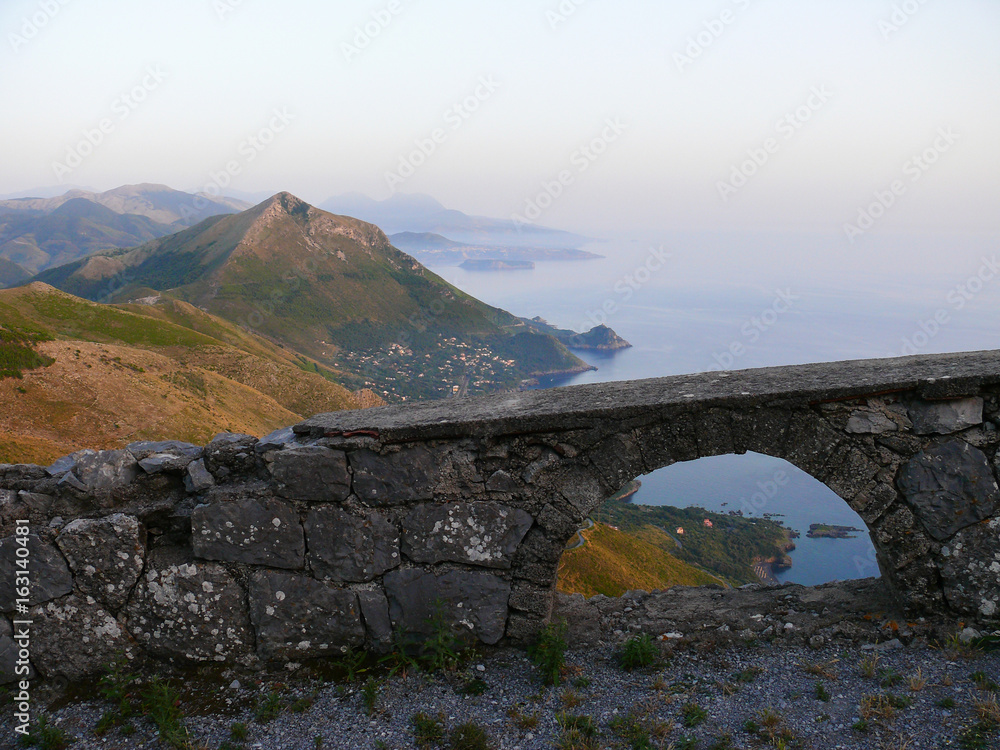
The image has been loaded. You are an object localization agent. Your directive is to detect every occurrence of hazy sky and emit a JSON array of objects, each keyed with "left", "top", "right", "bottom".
[{"left": 2, "top": 0, "right": 998, "bottom": 248}]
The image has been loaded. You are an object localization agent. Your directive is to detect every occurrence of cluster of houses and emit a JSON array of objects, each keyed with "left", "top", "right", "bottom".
[{"left": 675, "top": 518, "right": 714, "bottom": 536}]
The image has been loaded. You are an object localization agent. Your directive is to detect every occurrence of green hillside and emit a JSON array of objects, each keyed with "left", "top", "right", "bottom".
[
  {"left": 0, "top": 283, "right": 378, "bottom": 464},
  {"left": 558, "top": 522, "right": 721, "bottom": 598},
  {"left": 34, "top": 193, "right": 591, "bottom": 401},
  {"left": 597, "top": 499, "right": 795, "bottom": 585}
]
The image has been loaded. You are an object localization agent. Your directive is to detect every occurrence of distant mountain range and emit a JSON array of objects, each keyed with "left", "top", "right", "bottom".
[
  {"left": 32, "top": 192, "right": 598, "bottom": 402},
  {"left": 0, "top": 183, "right": 249, "bottom": 225},
  {"left": 0, "top": 256, "right": 32, "bottom": 287},
  {"left": 0, "top": 186, "right": 599, "bottom": 281},
  {"left": 0, "top": 198, "right": 177, "bottom": 275},
  {"left": 0, "top": 184, "right": 96, "bottom": 200},
  {"left": 0, "top": 184, "right": 251, "bottom": 278},
  {"left": 321, "top": 192, "right": 591, "bottom": 249}
]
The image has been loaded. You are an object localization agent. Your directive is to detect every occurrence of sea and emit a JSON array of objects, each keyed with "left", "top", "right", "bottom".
[{"left": 435, "top": 231, "right": 1000, "bottom": 585}]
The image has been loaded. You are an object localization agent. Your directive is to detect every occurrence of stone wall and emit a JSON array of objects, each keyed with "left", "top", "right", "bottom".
[{"left": 3, "top": 350, "right": 1000, "bottom": 682}]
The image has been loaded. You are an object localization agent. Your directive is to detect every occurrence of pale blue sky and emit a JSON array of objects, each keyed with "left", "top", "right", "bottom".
[{"left": 1, "top": 0, "right": 998, "bottom": 247}]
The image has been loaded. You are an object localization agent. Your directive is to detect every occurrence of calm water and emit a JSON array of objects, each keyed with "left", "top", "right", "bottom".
[{"left": 436, "top": 236, "right": 1000, "bottom": 584}]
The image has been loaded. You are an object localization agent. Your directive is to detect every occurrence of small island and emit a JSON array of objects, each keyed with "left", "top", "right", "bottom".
[
  {"left": 460, "top": 259, "right": 535, "bottom": 271},
  {"left": 807, "top": 523, "right": 863, "bottom": 539},
  {"left": 521, "top": 317, "right": 632, "bottom": 351}
]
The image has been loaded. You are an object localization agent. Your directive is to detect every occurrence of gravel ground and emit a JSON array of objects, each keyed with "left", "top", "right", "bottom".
[
  {"left": 3, "top": 637, "right": 999, "bottom": 750},
  {"left": 4, "top": 581, "right": 999, "bottom": 749}
]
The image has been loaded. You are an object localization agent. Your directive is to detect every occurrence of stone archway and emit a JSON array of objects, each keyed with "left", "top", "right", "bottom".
[{"left": 507, "top": 393, "right": 1000, "bottom": 633}]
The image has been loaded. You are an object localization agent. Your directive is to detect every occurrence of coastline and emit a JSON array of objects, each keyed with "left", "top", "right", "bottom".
[
  {"left": 520, "top": 363, "right": 597, "bottom": 388},
  {"left": 753, "top": 531, "right": 797, "bottom": 585}
]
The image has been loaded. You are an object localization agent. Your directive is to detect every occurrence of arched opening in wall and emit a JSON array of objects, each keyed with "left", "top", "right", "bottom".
[{"left": 557, "top": 451, "right": 880, "bottom": 599}]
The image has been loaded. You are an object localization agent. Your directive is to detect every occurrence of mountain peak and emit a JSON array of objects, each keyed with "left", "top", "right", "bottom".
[
  {"left": 260, "top": 191, "right": 311, "bottom": 216},
  {"left": 242, "top": 192, "right": 391, "bottom": 254}
]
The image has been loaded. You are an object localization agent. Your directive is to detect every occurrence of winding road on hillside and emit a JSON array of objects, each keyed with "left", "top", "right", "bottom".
[{"left": 564, "top": 518, "right": 595, "bottom": 551}]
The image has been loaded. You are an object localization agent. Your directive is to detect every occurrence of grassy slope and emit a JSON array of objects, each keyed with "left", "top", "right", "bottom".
[
  {"left": 0, "top": 283, "right": 377, "bottom": 464},
  {"left": 0, "top": 339, "right": 300, "bottom": 465},
  {"left": 557, "top": 522, "right": 721, "bottom": 598}
]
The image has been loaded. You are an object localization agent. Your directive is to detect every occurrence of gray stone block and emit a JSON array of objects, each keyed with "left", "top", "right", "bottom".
[
  {"left": 304, "top": 507, "right": 399, "bottom": 582},
  {"left": 270, "top": 446, "right": 350, "bottom": 502},
  {"left": 897, "top": 440, "right": 1000, "bottom": 540},
  {"left": 185, "top": 459, "right": 215, "bottom": 493},
  {"left": 696, "top": 409, "right": 735, "bottom": 456},
  {"left": 485, "top": 470, "right": 520, "bottom": 494},
  {"left": 58, "top": 472, "right": 87, "bottom": 492},
  {"left": 209, "top": 433, "right": 256, "bottom": 448},
  {"left": 351, "top": 447, "right": 438, "bottom": 505},
  {"left": 29, "top": 596, "right": 135, "bottom": 680},
  {"left": 46, "top": 450, "right": 96, "bottom": 477},
  {"left": 940, "top": 516, "right": 1000, "bottom": 621},
  {"left": 535, "top": 503, "right": 579, "bottom": 540},
  {"left": 123, "top": 548, "right": 253, "bottom": 662},
  {"left": 192, "top": 498, "right": 304, "bottom": 569},
  {"left": 0, "top": 534, "right": 73, "bottom": 608},
  {"left": 248, "top": 570, "right": 365, "bottom": 660},
  {"left": 73, "top": 450, "right": 140, "bottom": 491},
  {"left": 0, "top": 492, "right": 53, "bottom": 532},
  {"left": 822, "top": 448, "right": 880, "bottom": 502},
  {"left": 255, "top": 426, "right": 301, "bottom": 454},
  {"left": 139, "top": 451, "right": 202, "bottom": 474},
  {"left": 908, "top": 398, "right": 983, "bottom": 435},
  {"left": 402, "top": 502, "right": 533, "bottom": 569},
  {"left": 358, "top": 590, "right": 394, "bottom": 652},
  {"left": 384, "top": 568, "right": 511, "bottom": 645},
  {"left": 846, "top": 402, "right": 912, "bottom": 434},
  {"left": 782, "top": 412, "right": 844, "bottom": 476},
  {"left": 127, "top": 441, "right": 203, "bottom": 461},
  {"left": 56, "top": 514, "right": 145, "bottom": 611}
]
